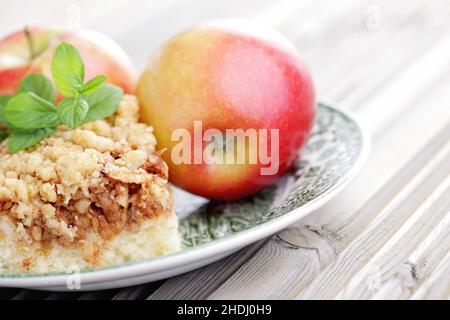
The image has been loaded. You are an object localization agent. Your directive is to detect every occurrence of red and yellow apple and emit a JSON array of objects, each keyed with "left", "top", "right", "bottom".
[
  {"left": 0, "top": 27, "right": 137, "bottom": 96},
  {"left": 137, "top": 19, "right": 316, "bottom": 200}
]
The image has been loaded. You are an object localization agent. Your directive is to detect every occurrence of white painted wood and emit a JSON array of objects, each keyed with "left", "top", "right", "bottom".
[
  {"left": 369, "top": 213, "right": 450, "bottom": 300},
  {"left": 410, "top": 253, "right": 450, "bottom": 300},
  {"left": 337, "top": 176, "right": 450, "bottom": 299},
  {"left": 296, "top": 141, "right": 450, "bottom": 299},
  {"left": 147, "top": 241, "right": 268, "bottom": 300},
  {"left": 1, "top": 0, "right": 449, "bottom": 300}
]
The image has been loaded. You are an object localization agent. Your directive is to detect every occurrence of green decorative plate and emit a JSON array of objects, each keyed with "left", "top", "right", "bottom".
[{"left": 0, "top": 103, "right": 370, "bottom": 291}]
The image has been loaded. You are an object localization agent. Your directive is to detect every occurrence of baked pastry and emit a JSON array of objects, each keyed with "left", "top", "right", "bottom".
[{"left": 0, "top": 95, "right": 180, "bottom": 273}]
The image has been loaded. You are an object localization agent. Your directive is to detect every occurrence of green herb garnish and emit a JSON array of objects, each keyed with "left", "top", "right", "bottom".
[
  {"left": 8, "top": 128, "right": 56, "bottom": 153},
  {"left": 0, "top": 95, "right": 12, "bottom": 126},
  {"left": 5, "top": 92, "right": 59, "bottom": 129},
  {"left": 82, "top": 84, "right": 123, "bottom": 123},
  {"left": 0, "top": 42, "right": 123, "bottom": 153},
  {"left": 51, "top": 42, "right": 85, "bottom": 96},
  {"left": 56, "top": 97, "right": 89, "bottom": 128}
]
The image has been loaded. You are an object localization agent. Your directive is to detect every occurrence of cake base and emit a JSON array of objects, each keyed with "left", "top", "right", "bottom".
[{"left": 0, "top": 212, "right": 180, "bottom": 274}]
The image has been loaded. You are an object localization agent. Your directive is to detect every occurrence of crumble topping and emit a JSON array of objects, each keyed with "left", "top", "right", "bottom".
[{"left": 0, "top": 95, "right": 171, "bottom": 246}]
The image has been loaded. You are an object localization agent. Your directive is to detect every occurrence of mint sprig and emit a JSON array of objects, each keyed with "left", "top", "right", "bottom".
[
  {"left": 51, "top": 42, "right": 85, "bottom": 97},
  {"left": 57, "top": 97, "right": 89, "bottom": 128},
  {"left": 0, "top": 42, "right": 123, "bottom": 153}
]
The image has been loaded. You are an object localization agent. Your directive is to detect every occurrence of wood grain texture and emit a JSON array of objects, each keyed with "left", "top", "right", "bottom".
[
  {"left": 410, "top": 253, "right": 450, "bottom": 300},
  {"left": 0, "top": 0, "right": 449, "bottom": 300},
  {"left": 147, "top": 241, "right": 268, "bottom": 300}
]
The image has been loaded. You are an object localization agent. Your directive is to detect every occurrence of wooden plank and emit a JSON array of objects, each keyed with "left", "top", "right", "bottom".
[
  {"left": 410, "top": 253, "right": 450, "bottom": 300},
  {"left": 295, "top": 141, "right": 450, "bottom": 299},
  {"left": 336, "top": 176, "right": 450, "bottom": 299},
  {"left": 147, "top": 240, "right": 268, "bottom": 300},
  {"left": 368, "top": 212, "right": 450, "bottom": 299},
  {"left": 357, "top": 41, "right": 450, "bottom": 134},
  {"left": 206, "top": 224, "right": 332, "bottom": 299},
  {"left": 112, "top": 282, "right": 163, "bottom": 300},
  {"left": 11, "top": 290, "right": 51, "bottom": 300},
  {"left": 408, "top": 215, "right": 450, "bottom": 291},
  {"left": 299, "top": 0, "right": 438, "bottom": 98},
  {"left": 324, "top": 1, "right": 444, "bottom": 102},
  {"left": 77, "top": 289, "right": 120, "bottom": 300}
]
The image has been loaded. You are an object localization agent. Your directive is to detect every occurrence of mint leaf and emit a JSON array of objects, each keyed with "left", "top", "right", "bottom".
[
  {"left": 82, "top": 75, "right": 107, "bottom": 94},
  {"left": 8, "top": 127, "right": 55, "bottom": 153},
  {"left": 51, "top": 43, "right": 85, "bottom": 97},
  {"left": 5, "top": 92, "right": 60, "bottom": 129},
  {"left": 17, "top": 73, "right": 56, "bottom": 103},
  {"left": 2, "top": 42, "right": 124, "bottom": 153},
  {"left": 83, "top": 85, "right": 123, "bottom": 123},
  {"left": 0, "top": 95, "right": 12, "bottom": 126},
  {"left": 0, "top": 129, "right": 8, "bottom": 143},
  {"left": 57, "top": 97, "right": 89, "bottom": 128}
]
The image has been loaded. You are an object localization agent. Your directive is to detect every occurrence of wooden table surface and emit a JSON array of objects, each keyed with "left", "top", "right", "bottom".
[{"left": 1, "top": 0, "right": 449, "bottom": 300}]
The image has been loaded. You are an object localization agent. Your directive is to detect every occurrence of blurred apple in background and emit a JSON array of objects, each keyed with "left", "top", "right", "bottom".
[
  {"left": 0, "top": 27, "right": 137, "bottom": 96},
  {"left": 138, "top": 19, "right": 315, "bottom": 200}
]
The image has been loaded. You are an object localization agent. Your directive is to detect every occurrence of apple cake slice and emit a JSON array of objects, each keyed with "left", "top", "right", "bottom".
[{"left": 0, "top": 95, "right": 181, "bottom": 274}]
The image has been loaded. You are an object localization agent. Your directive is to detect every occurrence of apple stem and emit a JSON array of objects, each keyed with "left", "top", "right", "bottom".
[{"left": 24, "top": 27, "right": 37, "bottom": 60}]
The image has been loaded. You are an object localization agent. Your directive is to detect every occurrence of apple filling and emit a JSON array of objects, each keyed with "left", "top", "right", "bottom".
[{"left": 0, "top": 151, "right": 170, "bottom": 247}]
